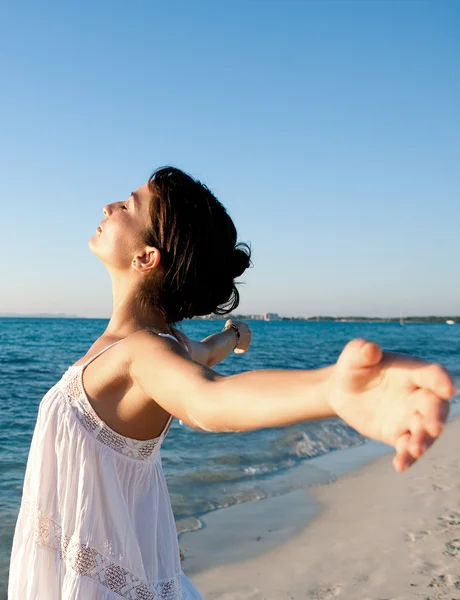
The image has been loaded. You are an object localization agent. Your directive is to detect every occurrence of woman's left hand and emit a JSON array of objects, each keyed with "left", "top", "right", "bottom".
[{"left": 328, "top": 338, "right": 455, "bottom": 472}]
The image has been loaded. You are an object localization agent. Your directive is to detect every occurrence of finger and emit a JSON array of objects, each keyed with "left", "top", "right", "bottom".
[
  {"left": 395, "top": 431, "right": 423, "bottom": 471},
  {"left": 393, "top": 453, "right": 417, "bottom": 472},
  {"left": 393, "top": 432, "right": 412, "bottom": 472},
  {"left": 407, "top": 413, "right": 426, "bottom": 459},
  {"left": 393, "top": 432, "right": 417, "bottom": 472},
  {"left": 419, "top": 433, "right": 436, "bottom": 454},
  {"left": 411, "top": 363, "right": 455, "bottom": 401},
  {"left": 414, "top": 390, "right": 450, "bottom": 438},
  {"left": 395, "top": 432, "right": 410, "bottom": 454},
  {"left": 340, "top": 339, "right": 383, "bottom": 370},
  {"left": 393, "top": 432, "right": 410, "bottom": 471}
]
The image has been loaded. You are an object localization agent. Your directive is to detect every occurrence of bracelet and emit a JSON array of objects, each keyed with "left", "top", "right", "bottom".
[{"left": 224, "top": 323, "right": 240, "bottom": 349}]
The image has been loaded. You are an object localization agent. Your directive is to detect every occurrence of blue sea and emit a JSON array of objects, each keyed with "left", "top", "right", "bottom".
[{"left": 1, "top": 317, "right": 459, "bottom": 596}]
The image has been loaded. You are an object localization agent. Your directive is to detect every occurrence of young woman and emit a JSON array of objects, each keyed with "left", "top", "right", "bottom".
[{"left": 8, "top": 167, "right": 454, "bottom": 599}]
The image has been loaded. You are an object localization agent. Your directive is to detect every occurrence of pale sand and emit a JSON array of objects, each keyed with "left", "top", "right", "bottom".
[{"left": 186, "top": 413, "right": 460, "bottom": 599}]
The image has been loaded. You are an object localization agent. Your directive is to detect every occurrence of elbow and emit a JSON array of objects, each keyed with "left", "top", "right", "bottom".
[
  {"left": 184, "top": 410, "right": 247, "bottom": 435},
  {"left": 186, "top": 415, "right": 244, "bottom": 433},
  {"left": 203, "top": 341, "right": 217, "bottom": 368},
  {"left": 205, "top": 354, "right": 217, "bottom": 368},
  {"left": 184, "top": 392, "right": 221, "bottom": 432},
  {"left": 185, "top": 412, "right": 217, "bottom": 432}
]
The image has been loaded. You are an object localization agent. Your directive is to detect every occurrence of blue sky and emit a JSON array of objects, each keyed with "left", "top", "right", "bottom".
[{"left": 1, "top": 0, "right": 458, "bottom": 318}]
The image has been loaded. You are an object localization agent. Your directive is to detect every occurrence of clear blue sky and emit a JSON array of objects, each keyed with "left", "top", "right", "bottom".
[{"left": 1, "top": 0, "right": 459, "bottom": 318}]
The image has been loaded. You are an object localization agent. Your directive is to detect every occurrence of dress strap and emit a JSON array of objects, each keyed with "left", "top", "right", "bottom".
[
  {"left": 156, "top": 332, "right": 190, "bottom": 355},
  {"left": 160, "top": 413, "right": 175, "bottom": 439},
  {"left": 80, "top": 339, "right": 125, "bottom": 369},
  {"left": 79, "top": 331, "right": 189, "bottom": 370},
  {"left": 79, "top": 333, "right": 176, "bottom": 440}
]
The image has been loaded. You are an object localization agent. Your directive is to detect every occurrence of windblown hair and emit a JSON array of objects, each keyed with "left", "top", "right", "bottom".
[{"left": 138, "top": 166, "right": 252, "bottom": 324}]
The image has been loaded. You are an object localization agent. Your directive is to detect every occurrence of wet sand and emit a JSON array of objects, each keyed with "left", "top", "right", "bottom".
[{"left": 184, "top": 411, "right": 460, "bottom": 599}]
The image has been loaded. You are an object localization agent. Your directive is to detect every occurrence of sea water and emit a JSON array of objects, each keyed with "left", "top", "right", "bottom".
[{"left": 1, "top": 317, "right": 459, "bottom": 594}]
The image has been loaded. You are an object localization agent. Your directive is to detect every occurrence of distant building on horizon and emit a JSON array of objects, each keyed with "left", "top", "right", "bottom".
[{"left": 264, "top": 312, "right": 280, "bottom": 321}]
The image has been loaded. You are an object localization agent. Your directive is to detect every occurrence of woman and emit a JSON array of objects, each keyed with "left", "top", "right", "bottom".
[{"left": 8, "top": 166, "right": 454, "bottom": 599}]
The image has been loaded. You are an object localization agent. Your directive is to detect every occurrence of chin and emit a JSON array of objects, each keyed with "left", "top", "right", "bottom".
[{"left": 88, "top": 235, "right": 100, "bottom": 256}]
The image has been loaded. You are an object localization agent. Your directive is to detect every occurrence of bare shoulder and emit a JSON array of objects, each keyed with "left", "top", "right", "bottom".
[
  {"left": 126, "top": 328, "right": 191, "bottom": 363},
  {"left": 125, "top": 329, "right": 221, "bottom": 429}
]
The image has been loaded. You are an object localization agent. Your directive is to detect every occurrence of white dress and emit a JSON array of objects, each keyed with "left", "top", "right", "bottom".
[{"left": 8, "top": 333, "right": 204, "bottom": 599}]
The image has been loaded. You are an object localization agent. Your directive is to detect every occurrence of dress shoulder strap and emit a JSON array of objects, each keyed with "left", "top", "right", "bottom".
[
  {"left": 80, "top": 329, "right": 189, "bottom": 371},
  {"left": 156, "top": 332, "right": 191, "bottom": 355},
  {"left": 79, "top": 332, "right": 177, "bottom": 441},
  {"left": 80, "top": 339, "right": 125, "bottom": 369},
  {"left": 161, "top": 413, "right": 175, "bottom": 439}
]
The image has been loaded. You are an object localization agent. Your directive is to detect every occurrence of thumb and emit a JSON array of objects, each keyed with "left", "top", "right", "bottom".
[{"left": 338, "top": 339, "right": 383, "bottom": 371}]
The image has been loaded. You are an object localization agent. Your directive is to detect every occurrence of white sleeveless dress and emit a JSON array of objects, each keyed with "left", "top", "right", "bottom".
[{"left": 8, "top": 332, "right": 204, "bottom": 599}]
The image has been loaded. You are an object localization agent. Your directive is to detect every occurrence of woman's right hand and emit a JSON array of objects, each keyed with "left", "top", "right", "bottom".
[{"left": 224, "top": 319, "right": 252, "bottom": 354}]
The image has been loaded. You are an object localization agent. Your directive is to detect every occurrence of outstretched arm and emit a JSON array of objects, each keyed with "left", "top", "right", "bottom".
[
  {"left": 173, "top": 320, "right": 251, "bottom": 367},
  {"left": 130, "top": 329, "right": 333, "bottom": 431},
  {"left": 128, "top": 332, "right": 454, "bottom": 472}
]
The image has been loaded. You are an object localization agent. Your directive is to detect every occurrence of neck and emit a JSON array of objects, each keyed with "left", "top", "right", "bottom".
[{"left": 104, "top": 272, "right": 172, "bottom": 338}]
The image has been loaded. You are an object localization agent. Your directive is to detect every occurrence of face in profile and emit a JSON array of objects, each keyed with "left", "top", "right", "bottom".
[{"left": 88, "top": 183, "right": 154, "bottom": 270}]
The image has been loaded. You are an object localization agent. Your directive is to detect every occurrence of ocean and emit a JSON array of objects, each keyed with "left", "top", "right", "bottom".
[{"left": 1, "top": 317, "right": 459, "bottom": 595}]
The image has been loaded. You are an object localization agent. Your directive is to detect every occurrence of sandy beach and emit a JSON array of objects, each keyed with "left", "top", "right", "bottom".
[{"left": 184, "top": 411, "right": 460, "bottom": 600}]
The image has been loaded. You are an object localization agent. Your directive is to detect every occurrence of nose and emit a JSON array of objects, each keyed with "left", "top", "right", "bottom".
[{"left": 103, "top": 204, "right": 112, "bottom": 217}]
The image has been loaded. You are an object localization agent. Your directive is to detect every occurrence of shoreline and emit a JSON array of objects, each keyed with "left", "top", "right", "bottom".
[
  {"left": 183, "top": 407, "right": 460, "bottom": 599},
  {"left": 179, "top": 438, "right": 393, "bottom": 575}
]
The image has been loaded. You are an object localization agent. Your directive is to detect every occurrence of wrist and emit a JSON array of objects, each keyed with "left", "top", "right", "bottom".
[
  {"left": 223, "top": 322, "right": 240, "bottom": 349},
  {"left": 323, "top": 364, "right": 338, "bottom": 418}
]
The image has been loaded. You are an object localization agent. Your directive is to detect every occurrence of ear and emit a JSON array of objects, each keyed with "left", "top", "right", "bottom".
[{"left": 132, "top": 246, "right": 161, "bottom": 272}]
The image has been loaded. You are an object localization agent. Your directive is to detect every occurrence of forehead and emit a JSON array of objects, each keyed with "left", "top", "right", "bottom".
[
  {"left": 135, "top": 182, "right": 151, "bottom": 198},
  {"left": 132, "top": 183, "right": 152, "bottom": 214}
]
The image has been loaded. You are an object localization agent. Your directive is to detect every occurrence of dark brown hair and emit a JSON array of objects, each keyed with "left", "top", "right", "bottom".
[{"left": 138, "top": 166, "right": 252, "bottom": 324}]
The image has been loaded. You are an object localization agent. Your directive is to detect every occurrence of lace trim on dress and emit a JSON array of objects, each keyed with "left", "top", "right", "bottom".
[
  {"left": 60, "top": 369, "right": 162, "bottom": 461},
  {"left": 21, "top": 500, "right": 182, "bottom": 600}
]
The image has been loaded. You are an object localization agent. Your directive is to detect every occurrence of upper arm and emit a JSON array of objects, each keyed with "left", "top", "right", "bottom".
[
  {"left": 172, "top": 327, "right": 213, "bottom": 367},
  {"left": 127, "top": 330, "right": 222, "bottom": 429}
]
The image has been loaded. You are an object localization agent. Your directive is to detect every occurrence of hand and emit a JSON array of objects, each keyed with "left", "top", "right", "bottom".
[
  {"left": 329, "top": 338, "right": 455, "bottom": 472},
  {"left": 224, "top": 319, "right": 252, "bottom": 354}
]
